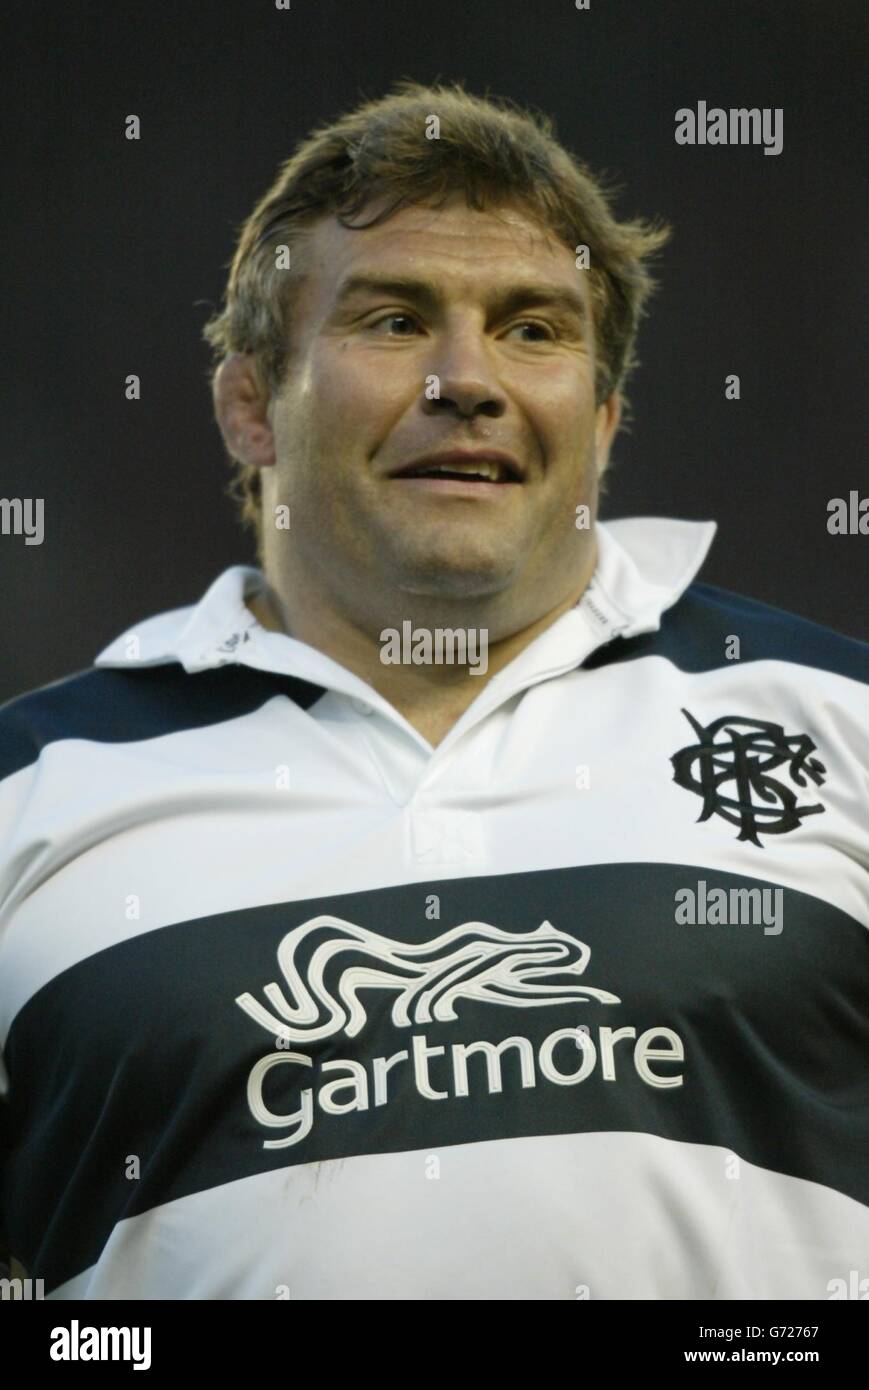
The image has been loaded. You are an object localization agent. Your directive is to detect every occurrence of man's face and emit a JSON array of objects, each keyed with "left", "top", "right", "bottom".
[{"left": 260, "top": 195, "right": 620, "bottom": 625}]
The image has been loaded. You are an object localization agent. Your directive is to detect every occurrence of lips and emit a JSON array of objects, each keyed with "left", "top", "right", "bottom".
[
  {"left": 388, "top": 450, "right": 523, "bottom": 484},
  {"left": 388, "top": 475, "right": 518, "bottom": 500}
]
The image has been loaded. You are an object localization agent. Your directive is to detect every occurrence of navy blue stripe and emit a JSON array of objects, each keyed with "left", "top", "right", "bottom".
[
  {"left": 0, "top": 664, "right": 327, "bottom": 782},
  {"left": 584, "top": 583, "right": 869, "bottom": 682},
  {"left": 2, "top": 861, "right": 865, "bottom": 1292}
]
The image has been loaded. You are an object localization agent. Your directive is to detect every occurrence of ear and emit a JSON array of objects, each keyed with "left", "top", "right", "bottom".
[
  {"left": 594, "top": 390, "right": 622, "bottom": 480},
  {"left": 211, "top": 352, "right": 276, "bottom": 469}
]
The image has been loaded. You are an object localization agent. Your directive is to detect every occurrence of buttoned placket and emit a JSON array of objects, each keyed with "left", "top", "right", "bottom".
[
  {"left": 218, "top": 579, "right": 631, "bottom": 872},
  {"left": 93, "top": 520, "right": 717, "bottom": 875}
]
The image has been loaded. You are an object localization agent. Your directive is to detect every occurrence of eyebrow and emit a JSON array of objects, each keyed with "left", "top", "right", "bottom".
[{"left": 332, "top": 273, "right": 589, "bottom": 327}]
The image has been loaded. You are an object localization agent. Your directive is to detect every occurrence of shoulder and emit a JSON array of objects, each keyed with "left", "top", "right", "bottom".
[
  {"left": 0, "top": 666, "right": 192, "bottom": 784},
  {"left": 0, "top": 660, "right": 323, "bottom": 785},
  {"left": 586, "top": 581, "right": 869, "bottom": 687}
]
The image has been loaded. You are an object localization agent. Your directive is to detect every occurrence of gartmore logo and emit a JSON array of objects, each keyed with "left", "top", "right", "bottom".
[
  {"left": 236, "top": 916, "right": 620, "bottom": 1040},
  {"left": 236, "top": 917, "right": 685, "bottom": 1149}
]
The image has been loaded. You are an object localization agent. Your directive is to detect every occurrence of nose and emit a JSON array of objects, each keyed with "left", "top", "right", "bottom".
[{"left": 421, "top": 324, "right": 508, "bottom": 420}]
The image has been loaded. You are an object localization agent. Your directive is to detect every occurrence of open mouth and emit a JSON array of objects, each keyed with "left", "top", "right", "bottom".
[
  {"left": 389, "top": 456, "right": 523, "bottom": 487},
  {"left": 399, "top": 467, "right": 519, "bottom": 484}
]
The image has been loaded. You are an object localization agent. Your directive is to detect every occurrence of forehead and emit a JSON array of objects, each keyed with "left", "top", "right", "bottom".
[{"left": 298, "top": 197, "right": 587, "bottom": 308}]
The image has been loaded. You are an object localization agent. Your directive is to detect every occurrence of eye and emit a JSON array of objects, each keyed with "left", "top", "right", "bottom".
[
  {"left": 505, "top": 320, "right": 556, "bottom": 342},
  {"left": 367, "top": 312, "right": 421, "bottom": 336}
]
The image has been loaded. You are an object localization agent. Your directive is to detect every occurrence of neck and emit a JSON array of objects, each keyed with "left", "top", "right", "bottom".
[{"left": 247, "top": 537, "right": 598, "bottom": 746}]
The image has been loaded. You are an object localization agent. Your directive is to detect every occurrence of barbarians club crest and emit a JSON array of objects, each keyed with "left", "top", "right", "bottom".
[{"left": 671, "top": 709, "right": 826, "bottom": 847}]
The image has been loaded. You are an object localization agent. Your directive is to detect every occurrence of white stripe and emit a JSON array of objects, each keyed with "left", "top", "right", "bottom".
[
  {"left": 49, "top": 1130, "right": 869, "bottom": 1300},
  {"left": 1, "top": 656, "right": 867, "bottom": 1038}
]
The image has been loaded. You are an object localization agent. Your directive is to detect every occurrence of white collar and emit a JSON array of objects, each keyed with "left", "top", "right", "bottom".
[{"left": 94, "top": 516, "right": 716, "bottom": 704}]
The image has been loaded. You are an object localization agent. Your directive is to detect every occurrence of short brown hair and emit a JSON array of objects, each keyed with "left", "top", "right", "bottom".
[{"left": 202, "top": 79, "right": 672, "bottom": 558}]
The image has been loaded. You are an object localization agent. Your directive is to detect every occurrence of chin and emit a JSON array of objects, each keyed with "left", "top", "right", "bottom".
[{"left": 395, "top": 567, "right": 513, "bottom": 600}]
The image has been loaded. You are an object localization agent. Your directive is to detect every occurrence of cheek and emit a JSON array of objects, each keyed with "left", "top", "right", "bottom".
[
  {"left": 514, "top": 360, "right": 595, "bottom": 425},
  {"left": 317, "top": 346, "right": 424, "bottom": 430},
  {"left": 313, "top": 347, "right": 399, "bottom": 411},
  {"left": 525, "top": 390, "right": 596, "bottom": 461}
]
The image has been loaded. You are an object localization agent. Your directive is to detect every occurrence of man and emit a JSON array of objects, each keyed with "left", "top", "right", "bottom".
[{"left": 1, "top": 82, "right": 866, "bottom": 1301}]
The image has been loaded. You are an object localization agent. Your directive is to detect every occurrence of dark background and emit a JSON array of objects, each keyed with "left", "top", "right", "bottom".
[{"left": 2, "top": 0, "right": 867, "bottom": 705}]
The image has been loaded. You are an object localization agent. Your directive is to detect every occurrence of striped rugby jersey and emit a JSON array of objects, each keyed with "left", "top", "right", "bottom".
[{"left": 0, "top": 516, "right": 867, "bottom": 1301}]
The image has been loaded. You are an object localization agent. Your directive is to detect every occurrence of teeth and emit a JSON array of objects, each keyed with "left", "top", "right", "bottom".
[
  {"left": 413, "top": 461, "right": 507, "bottom": 482},
  {"left": 468, "top": 461, "right": 503, "bottom": 482}
]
